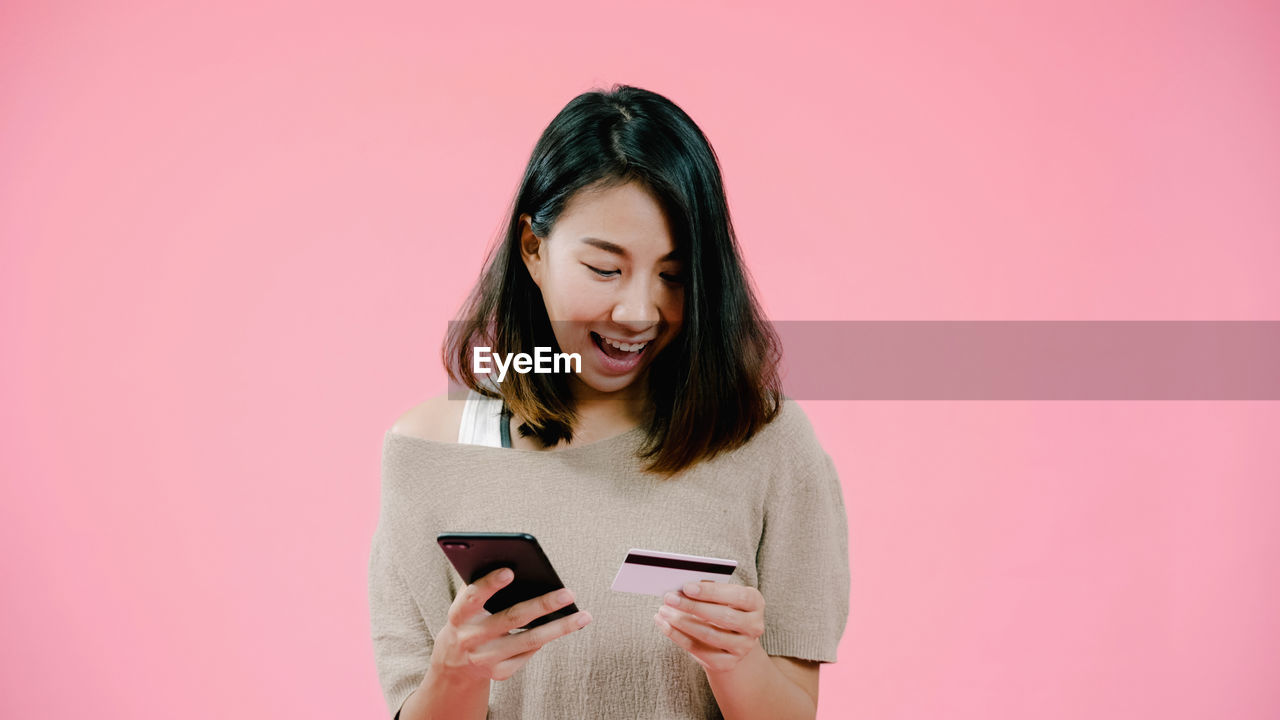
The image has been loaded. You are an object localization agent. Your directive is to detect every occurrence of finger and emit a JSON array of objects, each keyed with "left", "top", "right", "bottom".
[
  {"left": 508, "top": 610, "right": 593, "bottom": 655},
  {"left": 489, "top": 645, "right": 538, "bottom": 681},
  {"left": 657, "top": 606, "right": 740, "bottom": 652},
  {"left": 681, "top": 580, "right": 761, "bottom": 612},
  {"left": 654, "top": 613, "right": 731, "bottom": 670},
  {"left": 488, "top": 614, "right": 591, "bottom": 681},
  {"left": 449, "top": 567, "right": 514, "bottom": 625},
  {"left": 488, "top": 586, "right": 578, "bottom": 635},
  {"left": 473, "top": 609, "right": 592, "bottom": 672},
  {"left": 663, "top": 592, "right": 751, "bottom": 634}
]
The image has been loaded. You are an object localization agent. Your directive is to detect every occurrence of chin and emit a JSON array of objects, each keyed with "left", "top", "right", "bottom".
[
  {"left": 573, "top": 360, "right": 657, "bottom": 394},
  {"left": 575, "top": 374, "right": 640, "bottom": 395}
]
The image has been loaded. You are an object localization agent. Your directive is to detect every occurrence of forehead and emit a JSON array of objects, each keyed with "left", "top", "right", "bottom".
[{"left": 552, "top": 181, "right": 678, "bottom": 257}]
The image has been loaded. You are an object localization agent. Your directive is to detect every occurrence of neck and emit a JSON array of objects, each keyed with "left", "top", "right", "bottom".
[{"left": 568, "top": 376, "right": 651, "bottom": 433}]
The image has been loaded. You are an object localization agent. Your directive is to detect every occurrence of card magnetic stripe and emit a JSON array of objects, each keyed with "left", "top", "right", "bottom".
[{"left": 623, "top": 553, "right": 735, "bottom": 575}]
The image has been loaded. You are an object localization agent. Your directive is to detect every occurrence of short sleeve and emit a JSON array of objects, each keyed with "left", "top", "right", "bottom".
[
  {"left": 755, "top": 422, "right": 851, "bottom": 663},
  {"left": 368, "top": 526, "right": 434, "bottom": 719}
]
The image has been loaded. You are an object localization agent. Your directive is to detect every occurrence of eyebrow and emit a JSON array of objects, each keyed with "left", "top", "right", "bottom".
[{"left": 580, "top": 237, "right": 680, "bottom": 261}]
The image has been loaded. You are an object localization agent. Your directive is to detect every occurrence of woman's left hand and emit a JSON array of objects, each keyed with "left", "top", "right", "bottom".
[{"left": 654, "top": 580, "right": 765, "bottom": 674}]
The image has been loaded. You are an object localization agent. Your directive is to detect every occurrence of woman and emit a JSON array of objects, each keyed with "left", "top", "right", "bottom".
[{"left": 369, "top": 84, "right": 849, "bottom": 719}]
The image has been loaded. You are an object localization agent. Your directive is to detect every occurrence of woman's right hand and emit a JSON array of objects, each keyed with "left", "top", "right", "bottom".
[{"left": 428, "top": 567, "right": 593, "bottom": 683}]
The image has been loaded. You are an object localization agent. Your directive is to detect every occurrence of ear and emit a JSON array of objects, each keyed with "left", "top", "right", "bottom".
[{"left": 518, "top": 213, "right": 544, "bottom": 287}]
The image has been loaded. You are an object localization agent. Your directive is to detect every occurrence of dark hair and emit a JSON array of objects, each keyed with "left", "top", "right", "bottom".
[{"left": 444, "top": 84, "right": 781, "bottom": 476}]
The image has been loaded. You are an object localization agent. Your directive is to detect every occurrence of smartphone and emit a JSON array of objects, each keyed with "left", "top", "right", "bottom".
[{"left": 436, "top": 532, "right": 579, "bottom": 630}]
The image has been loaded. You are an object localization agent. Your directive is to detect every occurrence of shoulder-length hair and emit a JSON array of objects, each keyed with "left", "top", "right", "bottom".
[{"left": 444, "top": 84, "right": 781, "bottom": 476}]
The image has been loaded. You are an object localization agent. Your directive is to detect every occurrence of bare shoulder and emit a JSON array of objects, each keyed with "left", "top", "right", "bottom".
[{"left": 389, "top": 392, "right": 465, "bottom": 444}]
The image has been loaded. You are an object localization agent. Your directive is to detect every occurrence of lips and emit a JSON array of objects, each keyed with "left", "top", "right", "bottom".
[
  {"left": 590, "top": 331, "right": 649, "bottom": 372},
  {"left": 595, "top": 332, "right": 653, "bottom": 349}
]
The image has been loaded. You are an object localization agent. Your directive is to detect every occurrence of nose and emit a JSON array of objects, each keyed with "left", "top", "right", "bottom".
[{"left": 611, "top": 275, "right": 661, "bottom": 332}]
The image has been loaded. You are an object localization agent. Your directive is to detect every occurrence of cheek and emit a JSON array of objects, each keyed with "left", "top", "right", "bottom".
[
  {"left": 541, "top": 263, "right": 577, "bottom": 304},
  {"left": 544, "top": 270, "right": 605, "bottom": 323},
  {"left": 666, "top": 290, "right": 685, "bottom": 320},
  {"left": 562, "top": 270, "right": 611, "bottom": 308}
]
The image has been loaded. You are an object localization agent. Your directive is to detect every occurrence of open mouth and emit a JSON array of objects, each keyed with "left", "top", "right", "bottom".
[{"left": 590, "top": 331, "right": 649, "bottom": 373}]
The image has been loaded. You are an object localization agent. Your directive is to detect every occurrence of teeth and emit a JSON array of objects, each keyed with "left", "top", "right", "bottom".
[{"left": 600, "top": 334, "right": 647, "bottom": 353}]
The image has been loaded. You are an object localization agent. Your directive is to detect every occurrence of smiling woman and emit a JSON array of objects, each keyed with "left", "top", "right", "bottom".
[
  {"left": 441, "top": 87, "right": 784, "bottom": 470},
  {"left": 370, "top": 84, "right": 849, "bottom": 720},
  {"left": 515, "top": 180, "right": 685, "bottom": 396}
]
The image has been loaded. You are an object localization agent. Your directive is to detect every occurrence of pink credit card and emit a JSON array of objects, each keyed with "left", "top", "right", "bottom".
[{"left": 610, "top": 548, "right": 738, "bottom": 597}]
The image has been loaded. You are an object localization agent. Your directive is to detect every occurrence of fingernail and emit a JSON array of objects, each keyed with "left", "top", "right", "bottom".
[
  {"left": 664, "top": 593, "right": 680, "bottom": 606},
  {"left": 576, "top": 612, "right": 591, "bottom": 627},
  {"left": 557, "top": 589, "right": 573, "bottom": 604},
  {"left": 500, "top": 569, "right": 513, "bottom": 582},
  {"left": 658, "top": 605, "right": 676, "bottom": 619},
  {"left": 684, "top": 582, "right": 700, "bottom": 596}
]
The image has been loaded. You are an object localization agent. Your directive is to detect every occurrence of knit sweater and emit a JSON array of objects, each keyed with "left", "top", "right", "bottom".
[{"left": 368, "top": 398, "right": 850, "bottom": 719}]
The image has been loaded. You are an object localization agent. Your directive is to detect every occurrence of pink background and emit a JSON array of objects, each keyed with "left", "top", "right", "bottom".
[{"left": 3, "top": 1, "right": 1278, "bottom": 718}]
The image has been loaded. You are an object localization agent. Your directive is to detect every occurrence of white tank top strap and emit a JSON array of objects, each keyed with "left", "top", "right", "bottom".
[{"left": 457, "top": 388, "right": 505, "bottom": 448}]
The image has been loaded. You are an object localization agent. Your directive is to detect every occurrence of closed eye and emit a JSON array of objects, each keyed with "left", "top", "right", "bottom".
[
  {"left": 661, "top": 273, "right": 686, "bottom": 285},
  {"left": 584, "top": 263, "right": 619, "bottom": 278}
]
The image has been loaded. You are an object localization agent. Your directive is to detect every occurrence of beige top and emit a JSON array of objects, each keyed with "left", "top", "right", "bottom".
[{"left": 368, "top": 398, "right": 850, "bottom": 719}]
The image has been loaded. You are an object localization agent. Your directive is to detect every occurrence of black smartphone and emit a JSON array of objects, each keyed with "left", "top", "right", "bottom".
[{"left": 436, "top": 532, "right": 579, "bottom": 630}]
